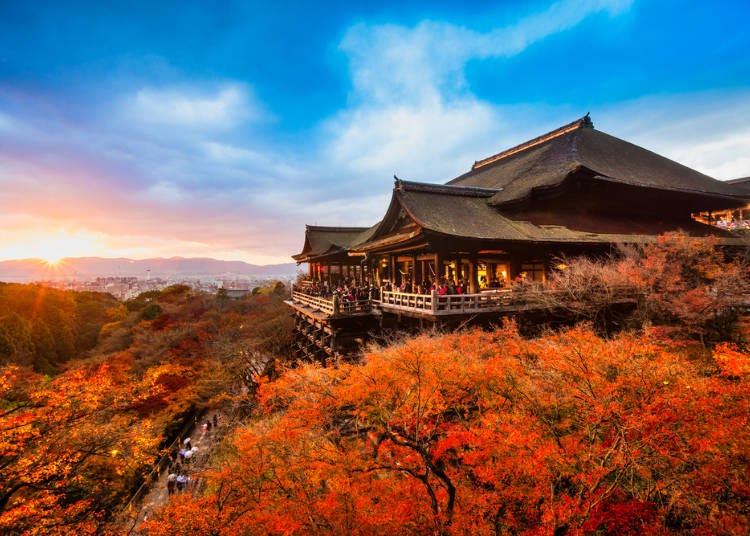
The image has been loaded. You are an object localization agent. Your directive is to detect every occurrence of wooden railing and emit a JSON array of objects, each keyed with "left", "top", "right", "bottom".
[
  {"left": 379, "top": 289, "right": 529, "bottom": 315},
  {"left": 290, "top": 289, "right": 371, "bottom": 316},
  {"left": 292, "top": 286, "right": 536, "bottom": 317},
  {"left": 292, "top": 286, "right": 643, "bottom": 318}
]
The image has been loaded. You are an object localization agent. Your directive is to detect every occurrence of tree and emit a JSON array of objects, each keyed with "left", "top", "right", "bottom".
[
  {"left": 144, "top": 323, "right": 750, "bottom": 535},
  {"left": 0, "top": 361, "right": 163, "bottom": 534},
  {"left": 541, "top": 232, "right": 750, "bottom": 342}
]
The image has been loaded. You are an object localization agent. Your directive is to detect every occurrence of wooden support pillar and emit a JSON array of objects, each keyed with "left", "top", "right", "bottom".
[
  {"left": 390, "top": 255, "right": 397, "bottom": 285},
  {"left": 468, "top": 255, "right": 479, "bottom": 294},
  {"left": 434, "top": 252, "right": 444, "bottom": 283}
]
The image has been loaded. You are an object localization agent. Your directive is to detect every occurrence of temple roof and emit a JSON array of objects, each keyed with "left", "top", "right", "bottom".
[
  {"left": 448, "top": 115, "right": 748, "bottom": 208},
  {"left": 293, "top": 225, "right": 374, "bottom": 262},
  {"left": 726, "top": 176, "right": 750, "bottom": 195},
  {"left": 297, "top": 115, "right": 750, "bottom": 260},
  {"left": 382, "top": 179, "right": 740, "bottom": 246}
]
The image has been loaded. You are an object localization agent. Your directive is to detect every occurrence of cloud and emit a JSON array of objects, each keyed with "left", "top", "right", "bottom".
[
  {"left": 3, "top": 0, "right": 747, "bottom": 266},
  {"left": 595, "top": 90, "right": 750, "bottom": 180},
  {"left": 127, "top": 83, "right": 268, "bottom": 129},
  {"left": 319, "top": 0, "right": 636, "bottom": 202},
  {"left": 340, "top": 0, "right": 634, "bottom": 104}
]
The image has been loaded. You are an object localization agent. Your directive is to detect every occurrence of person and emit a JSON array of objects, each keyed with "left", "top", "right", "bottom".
[
  {"left": 167, "top": 472, "right": 176, "bottom": 496},
  {"left": 176, "top": 473, "right": 187, "bottom": 493},
  {"left": 213, "top": 414, "right": 218, "bottom": 428},
  {"left": 183, "top": 436, "right": 191, "bottom": 449},
  {"left": 438, "top": 281, "right": 448, "bottom": 296},
  {"left": 201, "top": 422, "right": 208, "bottom": 436},
  {"left": 206, "top": 419, "right": 212, "bottom": 433},
  {"left": 184, "top": 447, "right": 193, "bottom": 466}
]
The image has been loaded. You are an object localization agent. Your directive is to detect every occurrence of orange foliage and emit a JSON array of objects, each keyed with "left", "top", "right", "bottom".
[
  {"left": 546, "top": 232, "right": 749, "bottom": 341},
  {"left": 0, "top": 361, "right": 163, "bottom": 534},
  {"left": 145, "top": 323, "right": 750, "bottom": 534}
]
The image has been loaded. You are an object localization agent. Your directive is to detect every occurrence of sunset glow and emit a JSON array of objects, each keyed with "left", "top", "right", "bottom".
[
  {"left": 0, "top": 1, "right": 748, "bottom": 264},
  {"left": 0, "top": 230, "right": 104, "bottom": 264}
]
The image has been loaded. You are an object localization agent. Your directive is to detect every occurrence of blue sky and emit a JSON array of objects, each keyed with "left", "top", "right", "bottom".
[{"left": 0, "top": 0, "right": 748, "bottom": 264}]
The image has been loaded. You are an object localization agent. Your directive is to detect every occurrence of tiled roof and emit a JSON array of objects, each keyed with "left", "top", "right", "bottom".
[
  {"left": 449, "top": 115, "right": 748, "bottom": 207},
  {"left": 292, "top": 225, "right": 372, "bottom": 261},
  {"left": 392, "top": 180, "right": 741, "bottom": 245}
]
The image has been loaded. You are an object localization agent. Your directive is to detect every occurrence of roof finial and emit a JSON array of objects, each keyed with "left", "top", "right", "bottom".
[
  {"left": 394, "top": 174, "right": 401, "bottom": 185},
  {"left": 582, "top": 112, "right": 594, "bottom": 128}
]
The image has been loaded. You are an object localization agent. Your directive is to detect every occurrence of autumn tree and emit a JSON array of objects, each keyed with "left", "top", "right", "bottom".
[
  {"left": 144, "top": 323, "right": 750, "bottom": 535},
  {"left": 541, "top": 232, "right": 749, "bottom": 341},
  {"left": 0, "top": 360, "right": 163, "bottom": 534},
  {"left": 0, "top": 283, "right": 120, "bottom": 372}
]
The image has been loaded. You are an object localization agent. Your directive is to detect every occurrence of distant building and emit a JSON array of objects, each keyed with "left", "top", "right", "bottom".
[{"left": 225, "top": 288, "right": 251, "bottom": 299}]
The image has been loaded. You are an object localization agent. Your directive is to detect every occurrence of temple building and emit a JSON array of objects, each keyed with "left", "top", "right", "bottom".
[{"left": 288, "top": 115, "right": 749, "bottom": 359}]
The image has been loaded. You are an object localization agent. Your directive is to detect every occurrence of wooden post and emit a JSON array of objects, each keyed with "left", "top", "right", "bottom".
[
  {"left": 431, "top": 289, "right": 438, "bottom": 313},
  {"left": 469, "top": 255, "right": 479, "bottom": 294}
]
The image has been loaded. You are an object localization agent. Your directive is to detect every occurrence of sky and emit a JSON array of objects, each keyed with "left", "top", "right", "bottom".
[{"left": 0, "top": 0, "right": 748, "bottom": 265}]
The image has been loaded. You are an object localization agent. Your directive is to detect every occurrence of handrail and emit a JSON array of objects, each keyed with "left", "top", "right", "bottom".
[
  {"left": 292, "top": 285, "right": 645, "bottom": 317},
  {"left": 291, "top": 289, "right": 371, "bottom": 316},
  {"left": 379, "top": 289, "right": 523, "bottom": 314}
]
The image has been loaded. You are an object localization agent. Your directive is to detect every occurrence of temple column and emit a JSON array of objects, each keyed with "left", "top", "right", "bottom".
[{"left": 468, "top": 255, "right": 479, "bottom": 294}]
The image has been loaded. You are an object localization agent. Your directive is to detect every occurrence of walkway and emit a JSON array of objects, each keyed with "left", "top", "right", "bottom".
[{"left": 121, "top": 410, "right": 230, "bottom": 534}]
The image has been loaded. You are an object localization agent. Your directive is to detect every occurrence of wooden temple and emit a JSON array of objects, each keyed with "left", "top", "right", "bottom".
[{"left": 287, "top": 115, "right": 749, "bottom": 360}]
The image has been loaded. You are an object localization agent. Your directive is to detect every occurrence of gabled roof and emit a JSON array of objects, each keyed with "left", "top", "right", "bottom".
[
  {"left": 293, "top": 225, "right": 372, "bottom": 262},
  {"left": 448, "top": 115, "right": 748, "bottom": 208},
  {"left": 351, "top": 178, "right": 743, "bottom": 252},
  {"left": 726, "top": 176, "right": 750, "bottom": 195},
  {"left": 296, "top": 115, "right": 750, "bottom": 261}
]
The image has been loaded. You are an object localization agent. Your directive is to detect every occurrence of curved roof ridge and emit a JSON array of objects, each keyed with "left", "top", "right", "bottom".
[
  {"left": 305, "top": 224, "right": 370, "bottom": 232},
  {"left": 396, "top": 178, "right": 500, "bottom": 197},
  {"left": 471, "top": 113, "right": 593, "bottom": 171}
]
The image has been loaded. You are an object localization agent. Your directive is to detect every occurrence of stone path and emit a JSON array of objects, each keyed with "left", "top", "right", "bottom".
[{"left": 125, "top": 411, "right": 228, "bottom": 533}]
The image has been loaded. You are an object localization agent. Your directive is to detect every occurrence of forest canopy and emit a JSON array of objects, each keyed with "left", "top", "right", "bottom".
[{"left": 0, "top": 282, "right": 293, "bottom": 534}]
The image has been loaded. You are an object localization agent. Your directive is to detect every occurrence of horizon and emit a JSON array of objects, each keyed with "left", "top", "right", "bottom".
[
  {"left": 0, "top": 255, "right": 296, "bottom": 265},
  {"left": 1, "top": 0, "right": 748, "bottom": 264}
]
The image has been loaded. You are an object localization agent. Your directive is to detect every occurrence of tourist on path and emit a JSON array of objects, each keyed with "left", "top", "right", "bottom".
[{"left": 167, "top": 473, "right": 176, "bottom": 496}]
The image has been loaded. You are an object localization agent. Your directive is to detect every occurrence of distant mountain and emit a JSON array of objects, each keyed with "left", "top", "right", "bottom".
[{"left": 0, "top": 257, "right": 300, "bottom": 282}]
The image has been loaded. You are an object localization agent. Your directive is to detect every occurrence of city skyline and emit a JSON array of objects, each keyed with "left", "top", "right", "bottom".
[{"left": 1, "top": 0, "right": 748, "bottom": 264}]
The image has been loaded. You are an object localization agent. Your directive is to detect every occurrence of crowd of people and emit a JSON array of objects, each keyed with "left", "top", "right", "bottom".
[
  {"left": 715, "top": 217, "right": 750, "bottom": 231},
  {"left": 298, "top": 278, "right": 381, "bottom": 302},
  {"left": 165, "top": 414, "right": 219, "bottom": 498},
  {"left": 298, "top": 274, "right": 509, "bottom": 300}
]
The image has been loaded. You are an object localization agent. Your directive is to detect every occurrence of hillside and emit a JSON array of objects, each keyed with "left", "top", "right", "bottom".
[{"left": 0, "top": 283, "right": 294, "bottom": 534}]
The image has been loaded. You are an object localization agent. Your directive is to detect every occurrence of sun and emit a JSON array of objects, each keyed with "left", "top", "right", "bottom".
[
  {"left": 3, "top": 229, "right": 104, "bottom": 264},
  {"left": 39, "top": 253, "right": 65, "bottom": 266}
]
